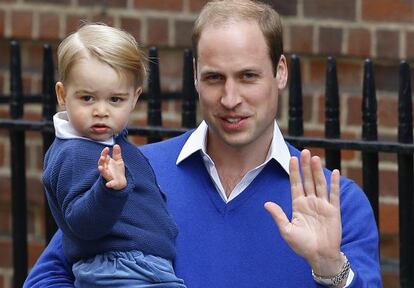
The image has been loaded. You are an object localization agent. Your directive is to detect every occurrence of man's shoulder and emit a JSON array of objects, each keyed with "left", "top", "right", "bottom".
[{"left": 139, "top": 130, "right": 193, "bottom": 157}]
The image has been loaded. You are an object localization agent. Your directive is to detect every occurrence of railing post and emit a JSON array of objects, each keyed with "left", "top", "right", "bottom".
[
  {"left": 181, "top": 49, "right": 196, "bottom": 128},
  {"left": 288, "top": 54, "right": 303, "bottom": 137},
  {"left": 41, "top": 44, "right": 58, "bottom": 243},
  {"left": 361, "top": 59, "right": 379, "bottom": 226},
  {"left": 147, "top": 47, "right": 162, "bottom": 143},
  {"left": 324, "top": 57, "right": 341, "bottom": 170},
  {"left": 9, "top": 40, "right": 27, "bottom": 288},
  {"left": 397, "top": 60, "right": 414, "bottom": 288}
]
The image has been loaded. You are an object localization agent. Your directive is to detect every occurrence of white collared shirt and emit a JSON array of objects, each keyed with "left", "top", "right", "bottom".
[
  {"left": 53, "top": 111, "right": 115, "bottom": 145},
  {"left": 176, "top": 120, "right": 290, "bottom": 203}
]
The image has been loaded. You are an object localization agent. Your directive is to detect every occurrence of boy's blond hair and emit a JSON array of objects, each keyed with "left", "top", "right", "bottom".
[
  {"left": 57, "top": 23, "right": 147, "bottom": 87},
  {"left": 192, "top": 0, "right": 283, "bottom": 76}
]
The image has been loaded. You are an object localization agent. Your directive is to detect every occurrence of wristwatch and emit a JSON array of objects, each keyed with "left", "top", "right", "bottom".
[{"left": 311, "top": 252, "right": 351, "bottom": 287}]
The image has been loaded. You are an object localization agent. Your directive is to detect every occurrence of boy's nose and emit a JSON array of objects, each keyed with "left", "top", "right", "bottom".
[{"left": 93, "top": 103, "right": 108, "bottom": 117}]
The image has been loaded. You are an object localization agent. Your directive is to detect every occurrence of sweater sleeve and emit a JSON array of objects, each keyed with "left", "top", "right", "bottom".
[
  {"left": 23, "top": 230, "right": 75, "bottom": 287},
  {"left": 337, "top": 179, "right": 382, "bottom": 287},
  {"left": 52, "top": 145, "right": 133, "bottom": 240}
]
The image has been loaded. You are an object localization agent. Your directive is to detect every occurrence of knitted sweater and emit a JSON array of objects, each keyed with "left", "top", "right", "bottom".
[
  {"left": 140, "top": 131, "right": 381, "bottom": 287},
  {"left": 42, "top": 131, "right": 178, "bottom": 263},
  {"left": 25, "top": 130, "right": 381, "bottom": 287}
]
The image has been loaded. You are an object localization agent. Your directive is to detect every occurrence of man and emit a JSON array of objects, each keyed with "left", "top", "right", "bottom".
[{"left": 25, "top": 1, "right": 381, "bottom": 287}]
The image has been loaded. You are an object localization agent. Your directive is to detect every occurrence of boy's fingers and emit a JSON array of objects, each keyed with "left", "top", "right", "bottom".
[{"left": 112, "top": 145, "right": 123, "bottom": 161}]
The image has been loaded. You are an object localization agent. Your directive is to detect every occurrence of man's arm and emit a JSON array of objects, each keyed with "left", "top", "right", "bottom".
[
  {"left": 24, "top": 230, "right": 75, "bottom": 288},
  {"left": 265, "top": 149, "right": 381, "bottom": 287}
]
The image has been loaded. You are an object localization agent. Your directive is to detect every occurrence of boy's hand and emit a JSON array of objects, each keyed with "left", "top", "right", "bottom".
[{"left": 98, "top": 144, "right": 127, "bottom": 190}]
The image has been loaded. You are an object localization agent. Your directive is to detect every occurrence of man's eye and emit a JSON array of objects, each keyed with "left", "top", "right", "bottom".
[
  {"left": 204, "top": 74, "right": 223, "bottom": 83},
  {"left": 243, "top": 72, "right": 258, "bottom": 81}
]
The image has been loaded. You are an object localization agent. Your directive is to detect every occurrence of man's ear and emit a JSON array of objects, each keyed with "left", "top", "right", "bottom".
[
  {"left": 55, "top": 82, "right": 66, "bottom": 107},
  {"left": 131, "top": 87, "right": 142, "bottom": 110},
  {"left": 276, "top": 55, "right": 288, "bottom": 90},
  {"left": 193, "top": 57, "right": 199, "bottom": 94}
]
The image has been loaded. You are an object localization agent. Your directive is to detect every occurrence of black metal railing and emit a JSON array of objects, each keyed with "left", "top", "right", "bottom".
[{"left": 0, "top": 42, "right": 413, "bottom": 288}]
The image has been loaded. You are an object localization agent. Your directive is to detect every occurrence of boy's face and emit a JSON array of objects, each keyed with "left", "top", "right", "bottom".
[{"left": 55, "top": 57, "right": 141, "bottom": 141}]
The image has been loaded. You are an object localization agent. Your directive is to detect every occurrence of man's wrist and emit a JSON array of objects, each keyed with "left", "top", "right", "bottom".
[{"left": 312, "top": 252, "right": 351, "bottom": 287}]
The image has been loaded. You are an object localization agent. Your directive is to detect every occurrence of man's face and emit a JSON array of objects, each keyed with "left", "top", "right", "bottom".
[{"left": 195, "top": 20, "right": 287, "bottom": 152}]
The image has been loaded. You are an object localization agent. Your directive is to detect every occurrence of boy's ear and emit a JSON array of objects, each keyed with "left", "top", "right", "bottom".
[
  {"left": 55, "top": 82, "right": 66, "bottom": 107},
  {"left": 132, "top": 87, "right": 142, "bottom": 110}
]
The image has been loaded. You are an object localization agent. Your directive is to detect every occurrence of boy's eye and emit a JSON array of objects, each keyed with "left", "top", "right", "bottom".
[
  {"left": 81, "top": 95, "right": 93, "bottom": 102},
  {"left": 110, "top": 96, "right": 123, "bottom": 103}
]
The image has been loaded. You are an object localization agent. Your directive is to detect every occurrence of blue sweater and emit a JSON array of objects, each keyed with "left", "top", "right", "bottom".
[
  {"left": 42, "top": 131, "right": 178, "bottom": 263},
  {"left": 26, "top": 131, "right": 381, "bottom": 287}
]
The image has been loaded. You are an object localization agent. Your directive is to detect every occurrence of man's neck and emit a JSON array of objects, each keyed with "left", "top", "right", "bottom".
[{"left": 206, "top": 131, "right": 273, "bottom": 196}]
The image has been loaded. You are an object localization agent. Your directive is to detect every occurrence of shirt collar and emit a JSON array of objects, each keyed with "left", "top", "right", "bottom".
[
  {"left": 53, "top": 111, "right": 115, "bottom": 146},
  {"left": 176, "top": 120, "right": 290, "bottom": 174}
]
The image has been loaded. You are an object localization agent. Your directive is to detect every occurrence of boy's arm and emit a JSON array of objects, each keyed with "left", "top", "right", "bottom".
[{"left": 23, "top": 230, "right": 75, "bottom": 287}]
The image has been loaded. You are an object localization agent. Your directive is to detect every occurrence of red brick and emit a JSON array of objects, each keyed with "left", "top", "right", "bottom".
[
  {"left": 120, "top": 18, "right": 141, "bottom": 44},
  {"left": 346, "top": 167, "right": 363, "bottom": 187},
  {"left": 24, "top": 42, "right": 43, "bottom": 72},
  {"left": 290, "top": 25, "right": 313, "bottom": 54},
  {"left": 39, "top": 13, "right": 59, "bottom": 41},
  {"left": 65, "top": 15, "right": 89, "bottom": 35},
  {"left": 147, "top": 18, "right": 168, "bottom": 47},
  {"left": 79, "top": 0, "right": 126, "bottom": 7},
  {"left": 134, "top": 0, "right": 183, "bottom": 11},
  {"left": 0, "top": 43, "right": 9, "bottom": 69},
  {"left": 28, "top": 241, "right": 45, "bottom": 267},
  {"left": 346, "top": 95, "right": 362, "bottom": 126},
  {"left": 157, "top": 49, "right": 184, "bottom": 91},
  {"left": 379, "top": 169, "right": 398, "bottom": 197},
  {"left": 175, "top": 20, "right": 193, "bottom": 48},
  {"left": 337, "top": 60, "right": 362, "bottom": 88},
  {"left": 26, "top": 177, "right": 44, "bottom": 205},
  {"left": 91, "top": 15, "right": 115, "bottom": 27},
  {"left": 302, "top": 94, "right": 313, "bottom": 123},
  {"left": 374, "top": 64, "right": 398, "bottom": 92},
  {"left": 11, "top": 11, "right": 33, "bottom": 39},
  {"left": 25, "top": 0, "right": 70, "bottom": 4},
  {"left": 0, "top": 141, "right": 4, "bottom": 167},
  {"left": 0, "top": 204, "right": 10, "bottom": 235},
  {"left": 268, "top": 1, "right": 298, "bottom": 16},
  {"left": 0, "top": 239, "right": 11, "bottom": 267},
  {"left": 378, "top": 97, "right": 398, "bottom": 128},
  {"left": 0, "top": 176, "right": 10, "bottom": 202},
  {"left": 303, "top": 0, "right": 356, "bottom": 21},
  {"left": 362, "top": 0, "right": 414, "bottom": 22},
  {"left": 405, "top": 31, "right": 414, "bottom": 60},
  {"left": 376, "top": 30, "right": 399, "bottom": 59},
  {"left": 380, "top": 203, "right": 399, "bottom": 234},
  {"left": 0, "top": 11, "right": 5, "bottom": 37},
  {"left": 309, "top": 58, "right": 325, "bottom": 85},
  {"left": 382, "top": 270, "right": 399, "bottom": 288},
  {"left": 348, "top": 28, "right": 371, "bottom": 57},
  {"left": 319, "top": 27, "right": 342, "bottom": 56}
]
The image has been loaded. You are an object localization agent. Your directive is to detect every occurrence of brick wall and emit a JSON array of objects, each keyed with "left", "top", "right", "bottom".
[{"left": 0, "top": 0, "right": 412, "bottom": 287}]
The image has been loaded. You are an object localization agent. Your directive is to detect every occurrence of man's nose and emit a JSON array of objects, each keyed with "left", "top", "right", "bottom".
[{"left": 220, "top": 79, "right": 242, "bottom": 109}]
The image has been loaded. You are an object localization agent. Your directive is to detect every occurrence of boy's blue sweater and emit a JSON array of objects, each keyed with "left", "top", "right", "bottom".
[
  {"left": 42, "top": 131, "right": 178, "bottom": 263},
  {"left": 26, "top": 130, "right": 381, "bottom": 287}
]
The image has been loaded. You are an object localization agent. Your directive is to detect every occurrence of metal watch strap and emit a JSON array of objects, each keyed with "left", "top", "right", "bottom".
[{"left": 311, "top": 252, "right": 351, "bottom": 287}]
